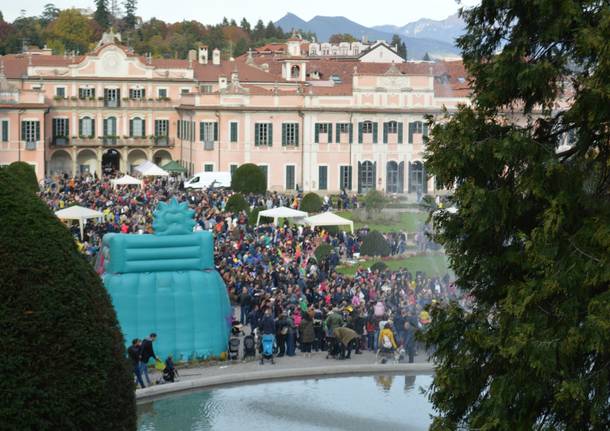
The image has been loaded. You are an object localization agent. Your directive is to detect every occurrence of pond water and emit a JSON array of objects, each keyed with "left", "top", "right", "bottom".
[{"left": 138, "top": 374, "right": 434, "bottom": 431}]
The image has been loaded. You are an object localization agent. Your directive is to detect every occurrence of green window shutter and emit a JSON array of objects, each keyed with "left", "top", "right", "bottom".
[
  {"left": 214, "top": 122, "right": 218, "bottom": 141},
  {"left": 348, "top": 166, "right": 352, "bottom": 190},
  {"left": 314, "top": 123, "right": 320, "bottom": 143},
  {"left": 327, "top": 123, "right": 332, "bottom": 143},
  {"left": 408, "top": 122, "right": 414, "bottom": 144},
  {"left": 103, "top": 118, "right": 108, "bottom": 136},
  {"left": 255, "top": 124, "right": 259, "bottom": 146},
  {"left": 335, "top": 124, "right": 340, "bottom": 143},
  {"left": 268, "top": 123, "right": 273, "bottom": 146},
  {"left": 65, "top": 119, "right": 69, "bottom": 137},
  {"left": 199, "top": 122, "right": 204, "bottom": 142},
  {"left": 295, "top": 123, "right": 299, "bottom": 146},
  {"left": 141, "top": 119, "right": 145, "bottom": 137},
  {"left": 2, "top": 121, "right": 8, "bottom": 142},
  {"left": 21, "top": 121, "right": 25, "bottom": 141},
  {"left": 383, "top": 122, "right": 388, "bottom": 144},
  {"left": 373, "top": 122, "right": 378, "bottom": 143},
  {"left": 35, "top": 121, "right": 40, "bottom": 141},
  {"left": 230, "top": 122, "right": 237, "bottom": 142},
  {"left": 349, "top": 123, "right": 353, "bottom": 144},
  {"left": 358, "top": 122, "right": 363, "bottom": 143},
  {"left": 282, "top": 123, "right": 287, "bottom": 146},
  {"left": 397, "top": 122, "right": 403, "bottom": 144},
  {"left": 91, "top": 119, "right": 96, "bottom": 137},
  {"left": 129, "top": 119, "right": 134, "bottom": 137},
  {"left": 52, "top": 119, "right": 57, "bottom": 137}
]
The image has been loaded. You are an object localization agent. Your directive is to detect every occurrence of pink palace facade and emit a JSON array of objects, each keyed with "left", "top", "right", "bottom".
[{"left": 0, "top": 32, "right": 472, "bottom": 194}]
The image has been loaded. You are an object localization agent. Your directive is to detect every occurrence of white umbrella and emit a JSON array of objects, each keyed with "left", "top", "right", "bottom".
[
  {"left": 55, "top": 205, "right": 104, "bottom": 240},
  {"left": 303, "top": 211, "right": 354, "bottom": 233},
  {"left": 256, "top": 206, "right": 308, "bottom": 226},
  {"left": 110, "top": 174, "right": 142, "bottom": 187},
  {"left": 135, "top": 162, "right": 169, "bottom": 177}
]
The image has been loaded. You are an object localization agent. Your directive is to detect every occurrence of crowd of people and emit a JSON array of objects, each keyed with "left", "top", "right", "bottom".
[{"left": 40, "top": 173, "right": 465, "bottom": 383}]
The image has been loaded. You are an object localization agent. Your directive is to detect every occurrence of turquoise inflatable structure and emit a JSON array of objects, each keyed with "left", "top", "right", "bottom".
[{"left": 101, "top": 198, "right": 231, "bottom": 361}]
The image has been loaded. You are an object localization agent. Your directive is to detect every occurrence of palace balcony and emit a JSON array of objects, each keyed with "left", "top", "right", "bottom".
[
  {"left": 49, "top": 136, "right": 175, "bottom": 148},
  {"left": 50, "top": 97, "right": 175, "bottom": 109}
]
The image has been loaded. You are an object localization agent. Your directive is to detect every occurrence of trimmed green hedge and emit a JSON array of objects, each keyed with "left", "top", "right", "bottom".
[
  {"left": 0, "top": 171, "right": 136, "bottom": 429},
  {"left": 314, "top": 243, "right": 333, "bottom": 263},
  {"left": 248, "top": 206, "right": 269, "bottom": 226},
  {"left": 231, "top": 163, "right": 267, "bottom": 194},
  {"left": 300, "top": 192, "right": 323, "bottom": 213},
  {"left": 363, "top": 190, "right": 387, "bottom": 211},
  {"left": 6, "top": 161, "right": 39, "bottom": 194},
  {"left": 225, "top": 193, "right": 249, "bottom": 213},
  {"left": 370, "top": 261, "right": 388, "bottom": 272},
  {"left": 360, "top": 230, "right": 391, "bottom": 257}
]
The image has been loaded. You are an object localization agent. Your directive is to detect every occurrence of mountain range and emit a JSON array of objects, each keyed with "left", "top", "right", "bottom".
[{"left": 275, "top": 13, "right": 465, "bottom": 60}]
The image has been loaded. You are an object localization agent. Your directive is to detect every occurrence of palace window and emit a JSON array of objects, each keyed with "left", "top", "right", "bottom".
[
  {"left": 130, "top": 117, "right": 145, "bottom": 137},
  {"left": 79, "top": 88, "right": 95, "bottom": 99},
  {"left": 129, "top": 88, "right": 145, "bottom": 99},
  {"left": 255, "top": 123, "right": 272, "bottom": 146},
  {"left": 21, "top": 120, "right": 40, "bottom": 143},
  {"left": 282, "top": 123, "right": 299, "bottom": 146},
  {"left": 80, "top": 116, "right": 95, "bottom": 138}
]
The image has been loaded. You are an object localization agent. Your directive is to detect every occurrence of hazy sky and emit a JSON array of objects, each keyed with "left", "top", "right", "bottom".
[{"left": 2, "top": 0, "right": 480, "bottom": 26}]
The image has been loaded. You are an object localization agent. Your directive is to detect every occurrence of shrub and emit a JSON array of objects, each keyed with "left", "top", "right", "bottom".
[
  {"left": 0, "top": 171, "right": 136, "bottom": 429},
  {"left": 300, "top": 192, "right": 323, "bottom": 213},
  {"left": 5, "top": 161, "right": 39, "bottom": 194},
  {"left": 370, "top": 261, "right": 388, "bottom": 272},
  {"left": 225, "top": 193, "right": 249, "bottom": 213},
  {"left": 314, "top": 243, "right": 333, "bottom": 263},
  {"left": 360, "top": 230, "right": 391, "bottom": 257},
  {"left": 231, "top": 163, "right": 266, "bottom": 194},
  {"left": 363, "top": 190, "right": 387, "bottom": 211}
]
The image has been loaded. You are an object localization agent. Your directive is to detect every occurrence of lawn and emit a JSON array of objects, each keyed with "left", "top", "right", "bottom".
[
  {"left": 336, "top": 210, "right": 428, "bottom": 233},
  {"left": 336, "top": 254, "right": 451, "bottom": 277}
]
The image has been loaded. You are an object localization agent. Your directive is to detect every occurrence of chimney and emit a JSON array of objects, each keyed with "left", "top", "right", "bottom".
[
  {"left": 198, "top": 45, "right": 208, "bottom": 64},
  {"left": 231, "top": 67, "right": 239, "bottom": 84},
  {"left": 188, "top": 49, "right": 197, "bottom": 62},
  {"left": 212, "top": 48, "right": 221, "bottom": 65},
  {"left": 218, "top": 75, "right": 227, "bottom": 90}
]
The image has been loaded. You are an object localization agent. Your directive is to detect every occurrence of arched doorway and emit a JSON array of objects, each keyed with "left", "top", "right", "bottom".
[
  {"left": 76, "top": 149, "right": 97, "bottom": 177},
  {"left": 358, "top": 160, "right": 376, "bottom": 194},
  {"left": 127, "top": 149, "right": 147, "bottom": 174},
  {"left": 49, "top": 150, "right": 72, "bottom": 176},
  {"left": 408, "top": 161, "right": 427, "bottom": 194},
  {"left": 153, "top": 150, "right": 172, "bottom": 167},
  {"left": 102, "top": 149, "right": 120, "bottom": 173},
  {"left": 386, "top": 161, "right": 404, "bottom": 193}
]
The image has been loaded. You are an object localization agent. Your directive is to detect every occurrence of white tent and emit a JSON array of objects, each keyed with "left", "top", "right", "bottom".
[
  {"left": 303, "top": 212, "right": 354, "bottom": 233},
  {"left": 134, "top": 161, "right": 169, "bottom": 176},
  {"left": 110, "top": 174, "right": 142, "bottom": 187},
  {"left": 256, "top": 206, "right": 308, "bottom": 226},
  {"left": 55, "top": 205, "right": 104, "bottom": 240}
]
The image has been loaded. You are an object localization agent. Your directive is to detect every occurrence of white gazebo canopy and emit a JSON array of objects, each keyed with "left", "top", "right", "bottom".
[
  {"left": 303, "top": 212, "right": 354, "bottom": 233},
  {"left": 55, "top": 205, "right": 104, "bottom": 240},
  {"left": 256, "top": 206, "right": 308, "bottom": 226},
  {"left": 134, "top": 161, "right": 169, "bottom": 176},
  {"left": 110, "top": 174, "right": 142, "bottom": 187}
]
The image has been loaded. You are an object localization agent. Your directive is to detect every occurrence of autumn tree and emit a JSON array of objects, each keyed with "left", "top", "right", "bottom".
[
  {"left": 422, "top": 1, "right": 610, "bottom": 430},
  {"left": 45, "top": 9, "right": 94, "bottom": 54}
]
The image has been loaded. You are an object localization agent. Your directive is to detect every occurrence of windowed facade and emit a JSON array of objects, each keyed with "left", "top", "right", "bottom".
[
  {"left": 258, "top": 165, "right": 268, "bottom": 183},
  {"left": 21, "top": 120, "right": 40, "bottom": 144},
  {"left": 103, "top": 117, "right": 118, "bottom": 145},
  {"left": 408, "top": 161, "right": 427, "bottom": 194},
  {"left": 285, "top": 165, "right": 296, "bottom": 190},
  {"left": 255, "top": 123, "right": 272, "bottom": 146},
  {"left": 362, "top": 121, "right": 373, "bottom": 133},
  {"left": 229, "top": 164, "right": 238, "bottom": 177},
  {"left": 177, "top": 120, "right": 195, "bottom": 141},
  {"left": 52, "top": 118, "right": 69, "bottom": 145},
  {"left": 157, "top": 88, "right": 168, "bottom": 98},
  {"left": 79, "top": 116, "right": 95, "bottom": 138},
  {"left": 129, "top": 88, "right": 145, "bottom": 99},
  {"left": 229, "top": 122, "right": 238, "bottom": 142},
  {"left": 383, "top": 121, "right": 403, "bottom": 143},
  {"left": 55, "top": 87, "right": 66, "bottom": 98},
  {"left": 318, "top": 166, "right": 328, "bottom": 190},
  {"left": 78, "top": 87, "right": 95, "bottom": 99},
  {"left": 104, "top": 88, "right": 120, "bottom": 107},
  {"left": 282, "top": 123, "right": 299, "bottom": 146},
  {"left": 130, "top": 117, "right": 145, "bottom": 137},
  {"left": 358, "top": 121, "right": 378, "bottom": 143},
  {"left": 358, "top": 160, "right": 375, "bottom": 193},
  {"left": 1, "top": 120, "right": 8, "bottom": 142},
  {"left": 386, "top": 160, "right": 404, "bottom": 193},
  {"left": 340, "top": 165, "right": 352, "bottom": 191},
  {"left": 408, "top": 121, "right": 428, "bottom": 143},
  {"left": 200, "top": 121, "right": 218, "bottom": 150},
  {"left": 204, "top": 164, "right": 214, "bottom": 172},
  {"left": 155, "top": 120, "right": 169, "bottom": 145},
  {"left": 314, "top": 123, "right": 332, "bottom": 143}
]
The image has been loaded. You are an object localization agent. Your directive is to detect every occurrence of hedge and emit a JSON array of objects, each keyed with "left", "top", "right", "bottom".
[
  {"left": 225, "top": 193, "right": 249, "bottom": 213},
  {"left": 0, "top": 170, "right": 136, "bottom": 429},
  {"left": 230, "top": 163, "right": 267, "bottom": 194},
  {"left": 370, "top": 261, "right": 388, "bottom": 272},
  {"left": 360, "top": 230, "right": 391, "bottom": 257},
  {"left": 363, "top": 190, "right": 387, "bottom": 211},
  {"left": 300, "top": 192, "right": 323, "bottom": 213},
  {"left": 6, "top": 161, "right": 39, "bottom": 194},
  {"left": 248, "top": 206, "right": 268, "bottom": 226}
]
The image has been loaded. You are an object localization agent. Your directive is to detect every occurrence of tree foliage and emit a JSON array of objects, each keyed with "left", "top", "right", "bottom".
[
  {"left": 45, "top": 9, "right": 94, "bottom": 54},
  {"left": 93, "top": 0, "right": 111, "bottom": 30},
  {"left": 5, "top": 162, "right": 39, "bottom": 194},
  {"left": 363, "top": 189, "right": 387, "bottom": 211},
  {"left": 0, "top": 170, "right": 136, "bottom": 429},
  {"left": 299, "top": 192, "right": 323, "bottom": 213},
  {"left": 122, "top": 0, "right": 137, "bottom": 30},
  {"left": 231, "top": 163, "right": 266, "bottom": 194},
  {"left": 225, "top": 193, "right": 249, "bottom": 213},
  {"left": 329, "top": 33, "right": 356, "bottom": 44},
  {"left": 314, "top": 243, "right": 333, "bottom": 263},
  {"left": 391, "top": 34, "right": 407, "bottom": 59},
  {"left": 422, "top": 1, "right": 610, "bottom": 429}
]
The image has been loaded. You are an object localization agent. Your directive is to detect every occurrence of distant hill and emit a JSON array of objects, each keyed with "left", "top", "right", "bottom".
[
  {"left": 372, "top": 13, "right": 465, "bottom": 46},
  {"left": 275, "top": 13, "right": 460, "bottom": 60}
]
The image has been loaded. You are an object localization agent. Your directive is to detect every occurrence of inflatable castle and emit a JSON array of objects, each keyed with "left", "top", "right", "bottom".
[{"left": 100, "top": 198, "right": 231, "bottom": 361}]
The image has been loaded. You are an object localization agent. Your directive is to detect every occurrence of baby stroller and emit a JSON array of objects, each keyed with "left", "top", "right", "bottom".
[
  {"left": 260, "top": 334, "right": 275, "bottom": 365},
  {"left": 161, "top": 357, "right": 179, "bottom": 383},
  {"left": 243, "top": 334, "right": 256, "bottom": 360},
  {"left": 228, "top": 336, "right": 241, "bottom": 361}
]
